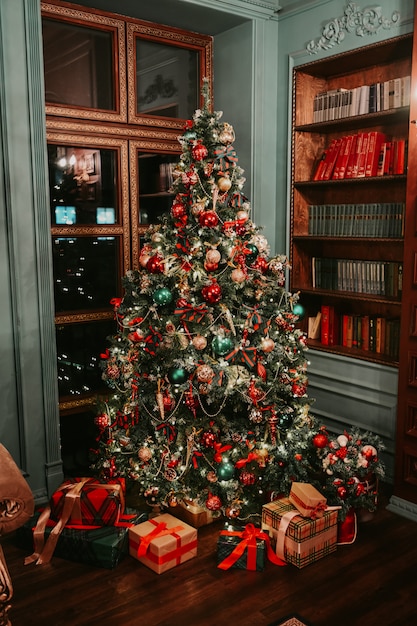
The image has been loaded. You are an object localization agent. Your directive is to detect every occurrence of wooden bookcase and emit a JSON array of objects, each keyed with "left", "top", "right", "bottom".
[{"left": 290, "top": 34, "right": 413, "bottom": 367}]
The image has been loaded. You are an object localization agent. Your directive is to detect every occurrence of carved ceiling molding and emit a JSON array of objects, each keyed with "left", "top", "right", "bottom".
[{"left": 307, "top": 2, "right": 400, "bottom": 54}]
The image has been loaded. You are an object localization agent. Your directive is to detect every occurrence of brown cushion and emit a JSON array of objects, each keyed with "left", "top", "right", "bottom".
[{"left": 0, "top": 444, "right": 34, "bottom": 535}]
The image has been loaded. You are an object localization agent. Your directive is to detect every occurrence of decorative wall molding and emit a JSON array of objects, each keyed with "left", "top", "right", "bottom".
[{"left": 307, "top": 2, "right": 400, "bottom": 54}]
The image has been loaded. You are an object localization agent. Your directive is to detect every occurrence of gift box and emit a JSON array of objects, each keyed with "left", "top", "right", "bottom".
[
  {"left": 289, "top": 482, "right": 327, "bottom": 518},
  {"left": 262, "top": 498, "right": 338, "bottom": 569},
  {"left": 216, "top": 523, "right": 285, "bottom": 571},
  {"left": 50, "top": 477, "right": 125, "bottom": 526},
  {"left": 18, "top": 509, "right": 147, "bottom": 569},
  {"left": 129, "top": 513, "right": 197, "bottom": 574},
  {"left": 165, "top": 499, "right": 214, "bottom": 528}
]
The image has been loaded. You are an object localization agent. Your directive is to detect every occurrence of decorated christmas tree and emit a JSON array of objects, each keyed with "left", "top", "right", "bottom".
[{"left": 91, "top": 81, "right": 384, "bottom": 522}]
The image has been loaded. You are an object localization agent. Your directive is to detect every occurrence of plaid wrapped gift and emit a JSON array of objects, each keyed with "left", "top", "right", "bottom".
[
  {"left": 129, "top": 513, "right": 197, "bottom": 574},
  {"left": 289, "top": 482, "right": 327, "bottom": 518},
  {"left": 217, "top": 523, "right": 286, "bottom": 571},
  {"left": 262, "top": 498, "right": 338, "bottom": 569},
  {"left": 18, "top": 509, "right": 147, "bottom": 569},
  {"left": 165, "top": 499, "right": 214, "bottom": 528}
]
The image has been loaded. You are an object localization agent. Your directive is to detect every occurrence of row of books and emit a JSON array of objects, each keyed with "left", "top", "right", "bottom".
[
  {"left": 308, "top": 202, "right": 405, "bottom": 238},
  {"left": 317, "top": 305, "right": 400, "bottom": 360},
  {"left": 157, "top": 162, "right": 175, "bottom": 193},
  {"left": 312, "top": 76, "right": 411, "bottom": 123},
  {"left": 312, "top": 257, "right": 402, "bottom": 297},
  {"left": 313, "top": 132, "right": 406, "bottom": 181}
]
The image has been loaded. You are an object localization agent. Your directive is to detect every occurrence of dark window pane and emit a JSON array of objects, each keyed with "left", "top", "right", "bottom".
[
  {"left": 56, "top": 320, "right": 115, "bottom": 397},
  {"left": 53, "top": 236, "right": 119, "bottom": 312},
  {"left": 136, "top": 39, "right": 198, "bottom": 118},
  {"left": 138, "top": 153, "right": 177, "bottom": 225},
  {"left": 48, "top": 144, "right": 118, "bottom": 225},
  {"left": 43, "top": 18, "right": 115, "bottom": 111}
]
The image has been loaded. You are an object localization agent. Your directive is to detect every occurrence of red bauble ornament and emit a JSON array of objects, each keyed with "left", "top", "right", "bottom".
[
  {"left": 171, "top": 202, "right": 187, "bottom": 219},
  {"left": 192, "top": 141, "right": 208, "bottom": 161},
  {"left": 239, "top": 470, "right": 256, "bottom": 486},
  {"left": 199, "top": 210, "right": 219, "bottom": 228},
  {"left": 146, "top": 254, "right": 164, "bottom": 274},
  {"left": 292, "top": 382, "right": 307, "bottom": 397},
  {"left": 312, "top": 433, "right": 329, "bottom": 449},
  {"left": 201, "top": 281, "right": 222, "bottom": 304},
  {"left": 95, "top": 413, "right": 110, "bottom": 429},
  {"left": 204, "top": 261, "right": 219, "bottom": 272},
  {"left": 252, "top": 257, "right": 269, "bottom": 273},
  {"left": 355, "top": 483, "right": 366, "bottom": 496},
  {"left": 201, "top": 430, "right": 218, "bottom": 448},
  {"left": 337, "top": 486, "right": 348, "bottom": 500},
  {"left": 163, "top": 393, "right": 175, "bottom": 411},
  {"left": 206, "top": 493, "right": 222, "bottom": 511}
]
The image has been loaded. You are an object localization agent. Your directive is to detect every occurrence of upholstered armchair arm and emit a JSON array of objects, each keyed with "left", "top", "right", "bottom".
[{"left": 0, "top": 444, "right": 35, "bottom": 626}]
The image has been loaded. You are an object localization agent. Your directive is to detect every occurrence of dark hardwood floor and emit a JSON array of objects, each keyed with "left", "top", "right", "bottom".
[{"left": 2, "top": 486, "right": 417, "bottom": 626}]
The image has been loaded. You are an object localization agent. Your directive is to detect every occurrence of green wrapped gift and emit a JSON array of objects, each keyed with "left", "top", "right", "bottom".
[{"left": 17, "top": 509, "right": 148, "bottom": 569}]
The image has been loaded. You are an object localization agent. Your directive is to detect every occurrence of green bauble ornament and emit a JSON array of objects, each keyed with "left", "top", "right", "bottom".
[
  {"left": 212, "top": 335, "right": 233, "bottom": 356},
  {"left": 217, "top": 461, "right": 235, "bottom": 481},
  {"left": 153, "top": 287, "right": 173, "bottom": 305},
  {"left": 183, "top": 130, "right": 197, "bottom": 141},
  {"left": 245, "top": 243, "right": 258, "bottom": 264},
  {"left": 293, "top": 303, "right": 305, "bottom": 319},
  {"left": 168, "top": 367, "right": 187, "bottom": 384}
]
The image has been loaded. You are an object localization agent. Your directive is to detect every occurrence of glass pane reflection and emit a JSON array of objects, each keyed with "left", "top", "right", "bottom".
[
  {"left": 53, "top": 236, "right": 119, "bottom": 312},
  {"left": 136, "top": 39, "right": 198, "bottom": 118},
  {"left": 138, "top": 153, "right": 177, "bottom": 225},
  {"left": 48, "top": 144, "right": 118, "bottom": 225},
  {"left": 43, "top": 18, "right": 115, "bottom": 111},
  {"left": 56, "top": 320, "right": 116, "bottom": 397}
]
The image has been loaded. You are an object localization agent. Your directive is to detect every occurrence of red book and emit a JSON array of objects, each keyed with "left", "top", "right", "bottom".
[
  {"left": 332, "top": 135, "right": 352, "bottom": 179},
  {"left": 365, "top": 131, "right": 387, "bottom": 177},
  {"left": 356, "top": 132, "right": 369, "bottom": 178},
  {"left": 321, "top": 305, "right": 339, "bottom": 346},
  {"left": 341, "top": 314, "right": 353, "bottom": 348},
  {"left": 312, "top": 150, "right": 328, "bottom": 181},
  {"left": 321, "top": 138, "right": 342, "bottom": 180},
  {"left": 361, "top": 315, "right": 370, "bottom": 351},
  {"left": 383, "top": 141, "right": 393, "bottom": 175},
  {"left": 376, "top": 143, "right": 387, "bottom": 176},
  {"left": 344, "top": 134, "right": 358, "bottom": 179},
  {"left": 393, "top": 139, "right": 406, "bottom": 174}
]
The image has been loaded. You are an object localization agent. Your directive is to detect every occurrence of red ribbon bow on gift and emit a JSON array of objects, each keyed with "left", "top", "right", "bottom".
[
  {"left": 217, "top": 523, "right": 286, "bottom": 570},
  {"left": 136, "top": 520, "right": 184, "bottom": 558}
]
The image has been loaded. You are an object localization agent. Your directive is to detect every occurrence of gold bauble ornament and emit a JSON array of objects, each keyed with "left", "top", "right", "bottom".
[
  {"left": 219, "top": 123, "right": 235, "bottom": 145},
  {"left": 260, "top": 337, "right": 275, "bottom": 353},
  {"left": 231, "top": 268, "right": 246, "bottom": 283},
  {"left": 138, "top": 447, "right": 152, "bottom": 462},
  {"left": 236, "top": 210, "right": 249, "bottom": 222},
  {"left": 218, "top": 176, "right": 232, "bottom": 192},
  {"left": 192, "top": 335, "right": 207, "bottom": 350},
  {"left": 206, "top": 248, "right": 221, "bottom": 264},
  {"left": 225, "top": 505, "right": 241, "bottom": 519},
  {"left": 196, "top": 364, "right": 214, "bottom": 382}
]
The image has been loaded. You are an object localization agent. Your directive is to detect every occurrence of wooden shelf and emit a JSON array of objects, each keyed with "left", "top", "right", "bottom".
[{"left": 289, "top": 33, "right": 412, "bottom": 366}]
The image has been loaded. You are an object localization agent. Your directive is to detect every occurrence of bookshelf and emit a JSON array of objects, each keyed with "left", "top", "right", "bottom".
[{"left": 290, "top": 34, "right": 413, "bottom": 367}]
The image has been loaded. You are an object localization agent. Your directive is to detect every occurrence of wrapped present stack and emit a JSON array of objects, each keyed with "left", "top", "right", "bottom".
[
  {"left": 21, "top": 477, "right": 148, "bottom": 568},
  {"left": 262, "top": 482, "right": 339, "bottom": 569},
  {"left": 128, "top": 513, "right": 198, "bottom": 574}
]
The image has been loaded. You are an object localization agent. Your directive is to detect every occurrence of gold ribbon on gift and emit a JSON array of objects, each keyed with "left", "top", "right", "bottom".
[{"left": 24, "top": 478, "right": 124, "bottom": 565}]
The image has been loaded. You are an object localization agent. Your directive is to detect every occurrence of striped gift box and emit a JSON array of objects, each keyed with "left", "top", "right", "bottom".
[{"left": 262, "top": 498, "right": 338, "bottom": 569}]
